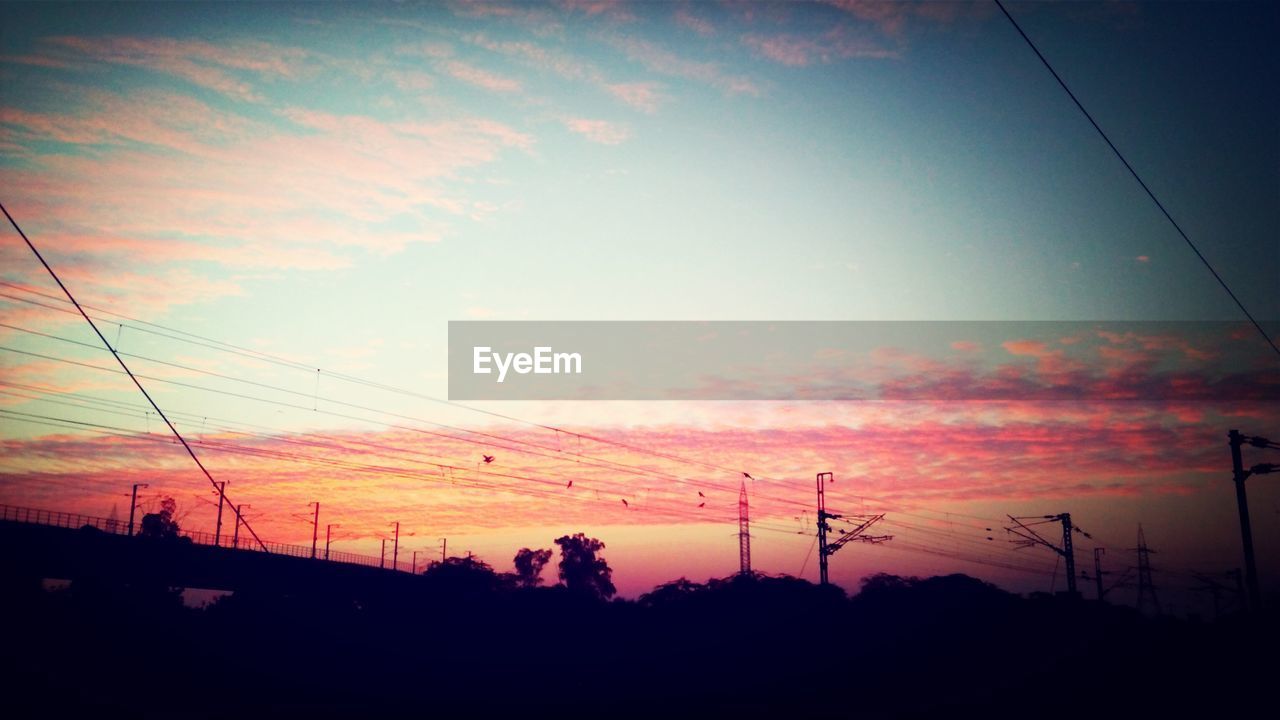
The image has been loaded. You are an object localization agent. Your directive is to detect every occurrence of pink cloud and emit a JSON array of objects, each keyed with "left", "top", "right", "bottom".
[
  {"left": 440, "top": 59, "right": 522, "bottom": 92},
  {"left": 611, "top": 37, "right": 761, "bottom": 97},
  {"left": 31, "top": 233, "right": 350, "bottom": 272},
  {"left": 674, "top": 7, "right": 716, "bottom": 36},
  {"left": 743, "top": 35, "right": 815, "bottom": 67},
  {"left": 823, "top": 0, "right": 979, "bottom": 37},
  {"left": 0, "top": 89, "right": 257, "bottom": 155},
  {"left": 0, "top": 87, "right": 532, "bottom": 319},
  {"left": 743, "top": 28, "right": 897, "bottom": 67},
  {"left": 463, "top": 34, "right": 667, "bottom": 113},
  {"left": 394, "top": 42, "right": 521, "bottom": 94},
  {"left": 556, "top": 0, "right": 634, "bottom": 21},
  {"left": 1, "top": 400, "right": 1269, "bottom": 545},
  {"left": 385, "top": 69, "right": 435, "bottom": 92},
  {"left": 1002, "top": 339, "right": 1055, "bottom": 358},
  {"left": 36, "top": 36, "right": 313, "bottom": 102},
  {"left": 563, "top": 118, "right": 629, "bottom": 145},
  {"left": 466, "top": 35, "right": 591, "bottom": 80},
  {"left": 395, "top": 41, "right": 455, "bottom": 59},
  {"left": 606, "top": 82, "right": 665, "bottom": 113}
]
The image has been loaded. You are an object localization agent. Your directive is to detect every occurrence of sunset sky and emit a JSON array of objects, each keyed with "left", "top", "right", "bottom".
[{"left": 1, "top": 1, "right": 1277, "bottom": 610}]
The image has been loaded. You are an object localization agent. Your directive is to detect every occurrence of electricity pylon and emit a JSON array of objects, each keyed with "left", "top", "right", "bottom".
[
  {"left": 1133, "top": 524, "right": 1160, "bottom": 615},
  {"left": 816, "top": 472, "right": 892, "bottom": 586},
  {"left": 1004, "top": 513, "right": 1092, "bottom": 597}
]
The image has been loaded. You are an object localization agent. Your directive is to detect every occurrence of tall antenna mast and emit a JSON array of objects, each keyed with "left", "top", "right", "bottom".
[
  {"left": 738, "top": 480, "right": 751, "bottom": 575},
  {"left": 1134, "top": 524, "right": 1161, "bottom": 614}
]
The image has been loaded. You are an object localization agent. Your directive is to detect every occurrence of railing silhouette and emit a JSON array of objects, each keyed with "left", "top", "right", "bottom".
[{"left": 0, "top": 503, "right": 385, "bottom": 569}]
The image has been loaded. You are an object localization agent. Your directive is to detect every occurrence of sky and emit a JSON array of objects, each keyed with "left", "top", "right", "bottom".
[{"left": 1, "top": 1, "right": 1278, "bottom": 611}]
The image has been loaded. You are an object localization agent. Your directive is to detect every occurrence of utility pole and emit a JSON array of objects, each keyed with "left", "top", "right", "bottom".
[
  {"left": 128, "top": 482, "right": 149, "bottom": 536},
  {"left": 815, "top": 472, "right": 891, "bottom": 586},
  {"left": 1133, "top": 524, "right": 1161, "bottom": 615},
  {"left": 817, "top": 472, "right": 831, "bottom": 585},
  {"left": 1061, "top": 513, "right": 1076, "bottom": 591},
  {"left": 326, "top": 524, "right": 338, "bottom": 560},
  {"left": 232, "top": 504, "right": 248, "bottom": 549},
  {"left": 309, "top": 502, "right": 320, "bottom": 559},
  {"left": 381, "top": 539, "right": 386, "bottom": 569},
  {"left": 738, "top": 480, "right": 751, "bottom": 575},
  {"left": 392, "top": 521, "right": 400, "bottom": 572},
  {"left": 213, "top": 480, "right": 227, "bottom": 546},
  {"left": 412, "top": 550, "right": 419, "bottom": 575},
  {"left": 1080, "top": 547, "right": 1114, "bottom": 601},
  {"left": 440, "top": 537, "right": 447, "bottom": 563},
  {"left": 1005, "top": 513, "right": 1091, "bottom": 597},
  {"left": 1092, "top": 548, "right": 1106, "bottom": 601},
  {"left": 1227, "top": 429, "right": 1278, "bottom": 611}
]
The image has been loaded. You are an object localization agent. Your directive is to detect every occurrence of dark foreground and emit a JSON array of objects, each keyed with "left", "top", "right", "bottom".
[{"left": 1, "top": 565, "right": 1275, "bottom": 719}]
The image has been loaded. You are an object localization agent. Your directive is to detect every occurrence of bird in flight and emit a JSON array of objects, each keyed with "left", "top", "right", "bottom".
[
  {"left": 698, "top": 502, "right": 705, "bottom": 508},
  {"left": 566, "top": 480, "right": 573, "bottom": 488},
  {"left": 698, "top": 491, "right": 705, "bottom": 497},
  {"left": 482, "top": 455, "right": 495, "bottom": 464},
  {"left": 621, "top": 499, "right": 629, "bottom": 508}
]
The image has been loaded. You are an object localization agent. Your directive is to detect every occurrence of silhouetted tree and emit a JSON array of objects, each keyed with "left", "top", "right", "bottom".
[
  {"left": 512, "top": 547, "right": 553, "bottom": 588},
  {"left": 137, "top": 496, "right": 182, "bottom": 540},
  {"left": 638, "top": 577, "right": 704, "bottom": 608},
  {"left": 421, "top": 555, "right": 511, "bottom": 593},
  {"left": 554, "top": 533, "right": 615, "bottom": 600}
]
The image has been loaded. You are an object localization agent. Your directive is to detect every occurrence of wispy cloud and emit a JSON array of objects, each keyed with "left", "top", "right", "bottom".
[
  {"left": 674, "top": 6, "right": 716, "bottom": 37},
  {"left": 610, "top": 36, "right": 761, "bottom": 97},
  {"left": 563, "top": 117, "right": 629, "bottom": 145},
  {"left": 605, "top": 82, "right": 665, "bottom": 113},
  {"left": 822, "top": 0, "right": 981, "bottom": 37},
  {"left": 0, "top": 85, "right": 532, "bottom": 317},
  {"left": 742, "top": 27, "right": 898, "bottom": 67},
  {"left": 395, "top": 42, "right": 522, "bottom": 93},
  {"left": 439, "top": 58, "right": 522, "bottom": 92},
  {"left": 35, "top": 36, "right": 313, "bottom": 101},
  {"left": 464, "top": 33, "right": 667, "bottom": 112}
]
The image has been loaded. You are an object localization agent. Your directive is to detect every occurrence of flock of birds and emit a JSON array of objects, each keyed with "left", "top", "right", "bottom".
[{"left": 478, "top": 455, "right": 739, "bottom": 510}]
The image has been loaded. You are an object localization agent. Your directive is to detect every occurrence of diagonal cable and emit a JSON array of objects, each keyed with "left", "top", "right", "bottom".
[
  {"left": 994, "top": 0, "right": 1279, "bottom": 359},
  {"left": 0, "top": 201, "right": 269, "bottom": 551}
]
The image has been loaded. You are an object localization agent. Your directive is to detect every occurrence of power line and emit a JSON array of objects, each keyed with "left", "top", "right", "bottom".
[
  {"left": 0, "top": 281, "right": 1031, "bottom": 533},
  {"left": 0, "top": 331, "right": 1139, "bottom": 573},
  {"left": 0, "top": 202, "right": 268, "bottom": 551},
  {"left": 993, "top": 0, "right": 1279, "bottom": 360},
  {"left": 0, "top": 318, "right": 771, "bottom": 497},
  {"left": 0, "top": 295, "right": 821, "bottom": 512},
  {"left": 0, "top": 290, "right": 1118, "bottom": 580},
  {"left": 2, "top": 386, "right": 1059, "bottom": 575},
  {"left": 0, "top": 402, "right": 1131, "bottom": 587},
  {"left": 0, "top": 334, "right": 1061, "bottom": 559},
  {"left": 0, "top": 280, "right": 1018, "bottom": 535},
  {"left": 0, "top": 279, "right": 801, "bottom": 485},
  {"left": 3, "top": 303, "right": 1019, "bottom": 538},
  {"left": 0, "top": 407, "right": 808, "bottom": 537}
]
